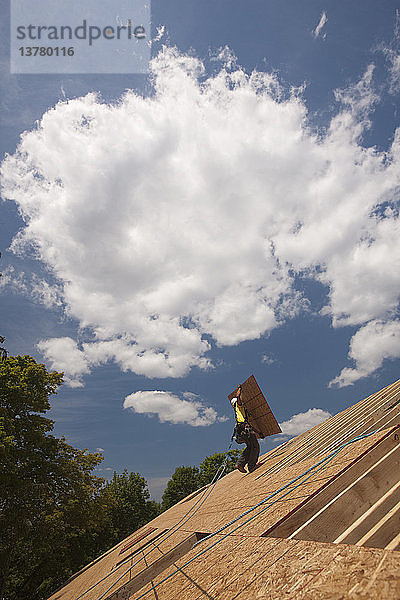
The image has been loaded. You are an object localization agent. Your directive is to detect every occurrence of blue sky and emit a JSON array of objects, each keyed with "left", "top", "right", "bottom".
[{"left": 1, "top": 1, "right": 400, "bottom": 500}]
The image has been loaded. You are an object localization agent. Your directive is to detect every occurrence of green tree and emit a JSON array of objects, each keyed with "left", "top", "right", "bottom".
[
  {"left": 0, "top": 355, "right": 107, "bottom": 600},
  {"left": 0, "top": 336, "right": 7, "bottom": 362},
  {"left": 198, "top": 449, "right": 240, "bottom": 487},
  {"left": 161, "top": 465, "right": 200, "bottom": 511},
  {"left": 0, "top": 253, "right": 5, "bottom": 360},
  {"left": 160, "top": 450, "right": 241, "bottom": 511},
  {"left": 103, "top": 470, "right": 160, "bottom": 544}
]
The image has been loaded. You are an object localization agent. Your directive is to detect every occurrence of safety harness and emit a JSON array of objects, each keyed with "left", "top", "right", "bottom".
[{"left": 231, "top": 399, "right": 252, "bottom": 443}]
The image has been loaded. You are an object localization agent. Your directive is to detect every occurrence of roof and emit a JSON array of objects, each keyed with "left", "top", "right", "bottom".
[{"left": 49, "top": 378, "right": 400, "bottom": 600}]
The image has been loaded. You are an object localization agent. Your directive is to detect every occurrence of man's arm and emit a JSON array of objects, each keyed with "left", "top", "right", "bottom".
[{"left": 236, "top": 384, "right": 242, "bottom": 405}]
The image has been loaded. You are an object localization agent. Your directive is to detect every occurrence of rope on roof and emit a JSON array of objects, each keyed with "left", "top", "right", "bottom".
[
  {"left": 71, "top": 442, "right": 234, "bottom": 600},
  {"left": 116, "top": 426, "right": 395, "bottom": 600}
]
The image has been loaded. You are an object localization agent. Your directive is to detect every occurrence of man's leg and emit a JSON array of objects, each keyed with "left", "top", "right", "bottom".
[
  {"left": 236, "top": 443, "right": 250, "bottom": 472},
  {"left": 247, "top": 434, "right": 260, "bottom": 472}
]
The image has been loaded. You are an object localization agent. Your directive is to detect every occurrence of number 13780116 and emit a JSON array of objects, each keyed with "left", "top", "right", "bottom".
[{"left": 19, "top": 46, "right": 74, "bottom": 56}]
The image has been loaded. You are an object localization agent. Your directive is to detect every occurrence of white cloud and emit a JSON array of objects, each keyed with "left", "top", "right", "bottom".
[
  {"left": 379, "top": 9, "right": 400, "bottom": 92},
  {"left": 153, "top": 25, "right": 165, "bottom": 43},
  {"left": 96, "top": 447, "right": 104, "bottom": 452},
  {"left": 313, "top": 12, "right": 328, "bottom": 39},
  {"left": 330, "top": 320, "right": 400, "bottom": 387},
  {"left": 31, "top": 276, "right": 63, "bottom": 308},
  {"left": 389, "top": 53, "right": 400, "bottom": 90},
  {"left": 271, "top": 436, "right": 290, "bottom": 444},
  {"left": 261, "top": 353, "right": 277, "bottom": 365},
  {"left": 279, "top": 408, "right": 332, "bottom": 436},
  {"left": 1, "top": 47, "right": 400, "bottom": 385},
  {"left": 211, "top": 45, "right": 238, "bottom": 70},
  {"left": 146, "top": 476, "right": 170, "bottom": 501},
  {"left": 123, "top": 390, "right": 223, "bottom": 426},
  {"left": 0, "top": 266, "right": 26, "bottom": 293},
  {"left": 0, "top": 266, "right": 63, "bottom": 309},
  {"left": 37, "top": 337, "right": 90, "bottom": 387}
]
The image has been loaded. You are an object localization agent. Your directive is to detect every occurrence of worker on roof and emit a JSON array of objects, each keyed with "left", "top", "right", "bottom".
[{"left": 230, "top": 384, "right": 260, "bottom": 473}]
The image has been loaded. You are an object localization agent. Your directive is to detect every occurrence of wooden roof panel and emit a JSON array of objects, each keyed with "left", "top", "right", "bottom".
[
  {"left": 47, "top": 379, "right": 400, "bottom": 600},
  {"left": 228, "top": 374, "right": 282, "bottom": 437}
]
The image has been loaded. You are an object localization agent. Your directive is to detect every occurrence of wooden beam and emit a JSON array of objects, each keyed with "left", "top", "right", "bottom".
[
  {"left": 106, "top": 533, "right": 204, "bottom": 599},
  {"left": 289, "top": 443, "right": 400, "bottom": 544},
  {"left": 115, "top": 530, "right": 169, "bottom": 567},
  {"left": 119, "top": 528, "right": 158, "bottom": 555},
  {"left": 355, "top": 499, "right": 400, "bottom": 548},
  {"left": 263, "top": 429, "right": 399, "bottom": 540},
  {"left": 333, "top": 480, "right": 400, "bottom": 544},
  {"left": 385, "top": 530, "right": 400, "bottom": 551}
]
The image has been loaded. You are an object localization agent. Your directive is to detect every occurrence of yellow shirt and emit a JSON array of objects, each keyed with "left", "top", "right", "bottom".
[{"left": 234, "top": 401, "right": 246, "bottom": 423}]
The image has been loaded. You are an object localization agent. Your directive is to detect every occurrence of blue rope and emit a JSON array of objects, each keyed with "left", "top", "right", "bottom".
[
  {"left": 125, "top": 427, "right": 387, "bottom": 600},
  {"left": 72, "top": 445, "right": 233, "bottom": 600}
]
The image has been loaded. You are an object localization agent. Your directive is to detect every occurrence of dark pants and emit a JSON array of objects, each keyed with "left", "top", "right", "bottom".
[{"left": 235, "top": 425, "right": 260, "bottom": 472}]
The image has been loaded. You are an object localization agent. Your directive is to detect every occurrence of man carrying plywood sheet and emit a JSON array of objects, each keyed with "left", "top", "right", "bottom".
[
  {"left": 229, "top": 375, "right": 282, "bottom": 473},
  {"left": 231, "top": 385, "right": 260, "bottom": 473}
]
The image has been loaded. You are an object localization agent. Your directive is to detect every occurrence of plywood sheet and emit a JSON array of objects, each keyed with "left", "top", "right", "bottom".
[
  {"left": 228, "top": 374, "right": 281, "bottom": 437},
  {"left": 128, "top": 536, "right": 400, "bottom": 600},
  {"left": 48, "top": 380, "right": 400, "bottom": 600},
  {"left": 118, "top": 527, "right": 157, "bottom": 554}
]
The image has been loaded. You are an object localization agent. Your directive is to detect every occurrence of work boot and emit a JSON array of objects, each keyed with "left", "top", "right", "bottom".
[
  {"left": 248, "top": 463, "right": 261, "bottom": 473},
  {"left": 236, "top": 465, "right": 246, "bottom": 473}
]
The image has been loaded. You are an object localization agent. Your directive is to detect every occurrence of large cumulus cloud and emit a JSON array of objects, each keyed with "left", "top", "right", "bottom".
[{"left": 2, "top": 47, "right": 400, "bottom": 386}]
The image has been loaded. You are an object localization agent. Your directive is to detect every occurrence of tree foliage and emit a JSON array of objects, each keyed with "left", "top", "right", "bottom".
[
  {"left": 0, "top": 336, "right": 7, "bottom": 362},
  {"left": 0, "top": 350, "right": 241, "bottom": 598},
  {"left": 0, "top": 255, "right": 7, "bottom": 361},
  {"left": 161, "top": 449, "right": 240, "bottom": 511},
  {"left": 161, "top": 465, "right": 200, "bottom": 511},
  {"left": 103, "top": 470, "right": 160, "bottom": 544},
  {"left": 198, "top": 450, "right": 240, "bottom": 487},
  {"left": 0, "top": 354, "right": 161, "bottom": 599},
  {"left": 0, "top": 355, "right": 107, "bottom": 599}
]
